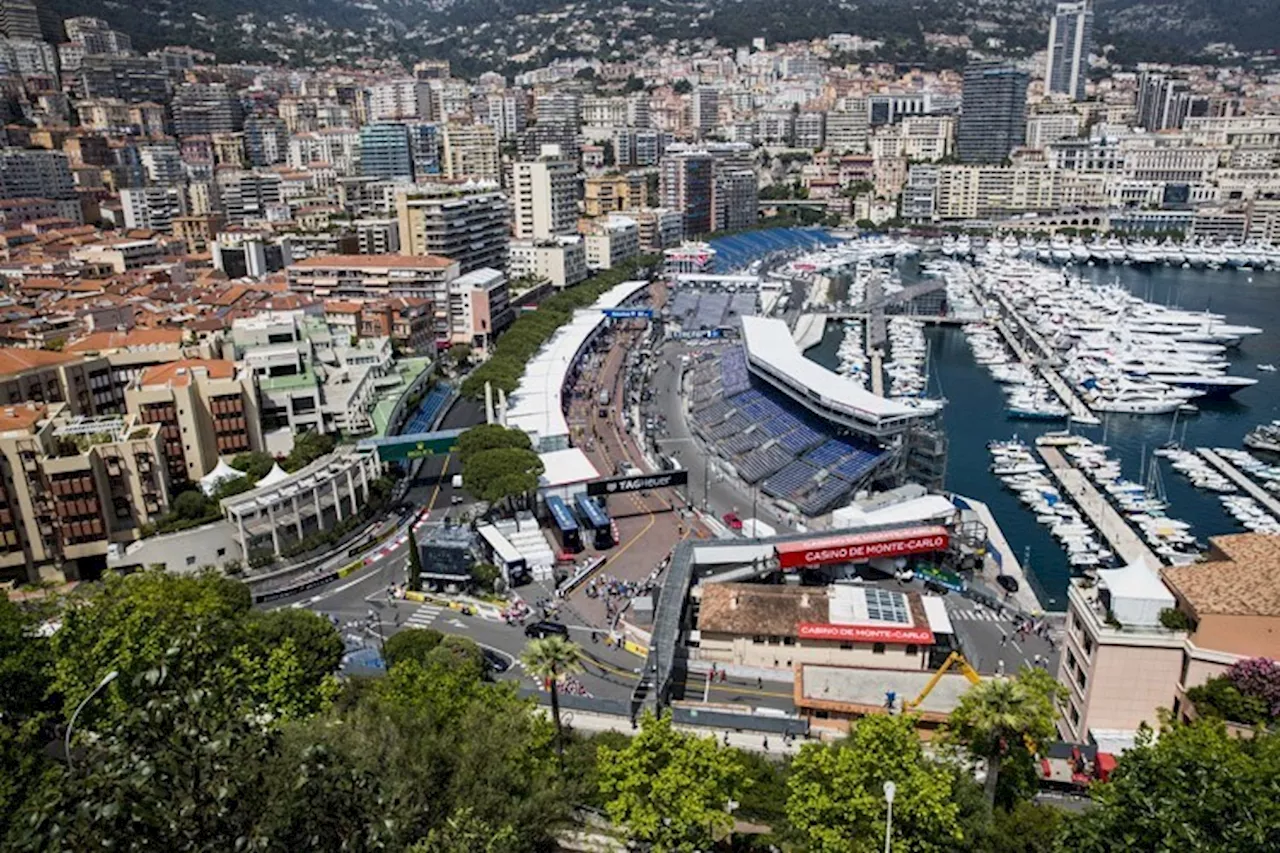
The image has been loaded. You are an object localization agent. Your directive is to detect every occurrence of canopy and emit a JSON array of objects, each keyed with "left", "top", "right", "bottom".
[
  {"left": 256, "top": 463, "right": 290, "bottom": 488},
  {"left": 199, "top": 459, "right": 246, "bottom": 496}
]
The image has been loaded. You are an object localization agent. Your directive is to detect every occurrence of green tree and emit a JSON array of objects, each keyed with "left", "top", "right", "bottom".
[
  {"left": 456, "top": 424, "right": 533, "bottom": 464},
  {"left": 285, "top": 431, "right": 336, "bottom": 472},
  {"left": 673, "top": 79, "right": 693, "bottom": 94},
  {"left": 171, "top": 489, "right": 214, "bottom": 520},
  {"left": 987, "top": 800, "right": 1062, "bottom": 853},
  {"left": 230, "top": 450, "right": 276, "bottom": 480},
  {"left": 0, "top": 597, "right": 56, "bottom": 838},
  {"left": 470, "top": 562, "right": 501, "bottom": 593},
  {"left": 408, "top": 527, "right": 423, "bottom": 591},
  {"left": 598, "top": 712, "right": 748, "bottom": 852},
  {"left": 944, "top": 668, "right": 1064, "bottom": 810},
  {"left": 520, "top": 635, "right": 583, "bottom": 762},
  {"left": 383, "top": 627, "right": 444, "bottom": 668},
  {"left": 425, "top": 635, "right": 487, "bottom": 683},
  {"left": 786, "top": 713, "right": 962, "bottom": 853},
  {"left": 1062, "top": 719, "right": 1280, "bottom": 852},
  {"left": 462, "top": 447, "right": 544, "bottom": 507},
  {"left": 248, "top": 608, "right": 344, "bottom": 687},
  {"left": 446, "top": 343, "right": 473, "bottom": 369}
]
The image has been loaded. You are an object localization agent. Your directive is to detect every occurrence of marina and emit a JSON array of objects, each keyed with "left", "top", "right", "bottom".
[{"left": 1196, "top": 448, "right": 1280, "bottom": 523}]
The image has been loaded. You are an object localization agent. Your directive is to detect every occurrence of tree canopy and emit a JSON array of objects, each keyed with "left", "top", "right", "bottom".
[
  {"left": 461, "top": 445, "right": 544, "bottom": 506},
  {"left": 786, "top": 712, "right": 962, "bottom": 853},
  {"left": 598, "top": 711, "right": 749, "bottom": 852}
]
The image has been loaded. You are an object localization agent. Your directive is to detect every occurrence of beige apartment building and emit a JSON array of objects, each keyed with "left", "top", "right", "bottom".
[
  {"left": 585, "top": 173, "right": 648, "bottom": 217},
  {"left": 441, "top": 123, "right": 500, "bottom": 182},
  {"left": 0, "top": 348, "right": 119, "bottom": 416},
  {"left": 124, "top": 359, "right": 262, "bottom": 487},
  {"left": 1057, "top": 535, "right": 1280, "bottom": 747},
  {"left": 0, "top": 402, "right": 172, "bottom": 584}
]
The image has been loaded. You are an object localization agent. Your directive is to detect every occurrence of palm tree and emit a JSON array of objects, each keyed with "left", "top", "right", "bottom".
[
  {"left": 520, "top": 635, "right": 584, "bottom": 764},
  {"left": 945, "top": 669, "right": 1063, "bottom": 810}
]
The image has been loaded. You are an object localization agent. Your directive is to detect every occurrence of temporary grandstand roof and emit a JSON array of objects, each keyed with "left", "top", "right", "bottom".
[
  {"left": 538, "top": 448, "right": 599, "bottom": 488},
  {"left": 740, "top": 316, "right": 918, "bottom": 420},
  {"left": 505, "top": 280, "right": 648, "bottom": 447},
  {"left": 257, "top": 463, "right": 290, "bottom": 488}
]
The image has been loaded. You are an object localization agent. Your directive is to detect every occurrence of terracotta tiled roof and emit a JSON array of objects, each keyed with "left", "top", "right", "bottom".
[
  {"left": 1162, "top": 534, "right": 1280, "bottom": 617},
  {"left": 0, "top": 347, "right": 80, "bottom": 376},
  {"left": 0, "top": 402, "right": 46, "bottom": 432},
  {"left": 138, "top": 358, "right": 235, "bottom": 388},
  {"left": 66, "top": 328, "right": 183, "bottom": 353},
  {"left": 697, "top": 583, "right": 828, "bottom": 636}
]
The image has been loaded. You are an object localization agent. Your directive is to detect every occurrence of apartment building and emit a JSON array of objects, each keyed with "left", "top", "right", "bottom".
[
  {"left": 119, "top": 186, "right": 187, "bottom": 232},
  {"left": 0, "top": 402, "right": 172, "bottom": 584},
  {"left": 124, "top": 359, "right": 262, "bottom": 487},
  {"left": 449, "top": 268, "right": 513, "bottom": 352},
  {"left": 931, "top": 164, "right": 1107, "bottom": 220},
  {"left": 509, "top": 237, "right": 588, "bottom": 289},
  {"left": 617, "top": 207, "right": 683, "bottom": 252},
  {"left": 0, "top": 348, "right": 119, "bottom": 416},
  {"left": 583, "top": 215, "right": 641, "bottom": 270},
  {"left": 65, "top": 327, "right": 197, "bottom": 399},
  {"left": 511, "top": 157, "right": 580, "bottom": 240},
  {"left": 287, "top": 253, "right": 460, "bottom": 302},
  {"left": 1058, "top": 536, "right": 1280, "bottom": 747},
  {"left": 394, "top": 185, "right": 510, "bottom": 273},
  {"left": 585, "top": 172, "right": 647, "bottom": 217},
  {"left": 441, "top": 123, "right": 500, "bottom": 182}
]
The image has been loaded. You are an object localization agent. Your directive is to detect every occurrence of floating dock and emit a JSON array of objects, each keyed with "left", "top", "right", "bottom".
[
  {"left": 1037, "top": 446, "right": 1163, "bottom": 567},
  {"left": 1196, "top": 449, "right": 1280, "bottom": 520}
]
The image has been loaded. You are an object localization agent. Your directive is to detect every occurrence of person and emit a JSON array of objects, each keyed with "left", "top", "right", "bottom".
[
  {"left": 1033, "top": 653, "right": 1042, "bottom": 668},
  {"left": 757, "top": 676, "right": 763, "bottom": 689},
  {"left": 763, "top": 735, "right": 769, "bottom": 750}
]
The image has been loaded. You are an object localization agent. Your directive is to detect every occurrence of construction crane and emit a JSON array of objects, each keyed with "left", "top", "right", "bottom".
[{"left": 901, "top": 651, "right": 981, "bottom": 712}]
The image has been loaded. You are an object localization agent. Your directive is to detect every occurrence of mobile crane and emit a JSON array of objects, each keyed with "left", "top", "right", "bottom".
[{"left": 900, "top": 650, "right": 981, "bottom": 712}]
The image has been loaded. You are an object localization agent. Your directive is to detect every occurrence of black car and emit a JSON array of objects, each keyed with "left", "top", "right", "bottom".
[
  {"left": 482, "top": 648, "right": 512, "bottom": 674},
  {"left": 524, "top": 620, "right": 570, "bottom": 640},
  {"left": 996, "top": 574, "right": 1021, "bottom": 593}
]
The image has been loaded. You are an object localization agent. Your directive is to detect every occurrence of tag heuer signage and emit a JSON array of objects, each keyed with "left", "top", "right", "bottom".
[{"left": 587, "top": 470, "right": 689, "bottom": 496}]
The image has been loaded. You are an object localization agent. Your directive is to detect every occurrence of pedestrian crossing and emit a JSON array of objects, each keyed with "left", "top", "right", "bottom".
[
  {"left": 404, "top": 604, "right": 444, "bottom": 628},
  {"left": 947, "top": 607, "right": 1007, "bottom": 622}
]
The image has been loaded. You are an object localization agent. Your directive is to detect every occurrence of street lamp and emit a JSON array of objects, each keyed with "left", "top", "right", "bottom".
[
  {"left": 66, "top": 670, "right": 118, "bottom": 770},
  {"left": 883, "top": 780, "right": 896, "bottom": 853}
]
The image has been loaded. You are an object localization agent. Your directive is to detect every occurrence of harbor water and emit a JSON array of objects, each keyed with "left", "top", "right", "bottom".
[{"left": 807, "top": 261, "right": 1280, "bottom": 609}]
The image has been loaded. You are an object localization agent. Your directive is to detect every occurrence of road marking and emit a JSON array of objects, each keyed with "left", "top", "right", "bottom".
[{"left": 404, "top": 604, "right": 444, "bottom": 627}]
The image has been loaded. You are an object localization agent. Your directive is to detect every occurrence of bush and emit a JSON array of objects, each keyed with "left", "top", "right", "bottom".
[
  {"left": 470, "top": 562, "right": 500, "bottom": 593},
  {"left": 1186, "top": 675, "right": 1269, "bottom": 725},
  {"left": 383, "top": 628, "right": 444, "bottom": 668},
  {"left": 1159, "top": 607, "right": 1192, "bottom": 631}
]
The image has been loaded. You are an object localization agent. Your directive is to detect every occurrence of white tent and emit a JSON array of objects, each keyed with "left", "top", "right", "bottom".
[
  {"left": 200, "top": 459, "right": 246, "bottom": 496},
  {"left": 256, "top": 463, "right": 290, "bottom": 488},
  {"left": 1098, "top": 559, "right": 1175, "bottom": 628}
]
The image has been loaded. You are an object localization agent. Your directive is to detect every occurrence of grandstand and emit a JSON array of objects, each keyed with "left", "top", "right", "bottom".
[
  {"left": 686, "top": 350, "right": 897, "bottom": 516},
  {"left": 666, "top": 289, "right": 759, "bottom": 333},
  {"left": 708, "top": 228, "right": 841, "bottom": 272},
  {"left": 399, "top": 383, "right": 453, "bottom": 435}
]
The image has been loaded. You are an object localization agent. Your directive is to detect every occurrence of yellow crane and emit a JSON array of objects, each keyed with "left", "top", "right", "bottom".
[{"left": 901, "top": 651, "right": 981, "bottom": 712}]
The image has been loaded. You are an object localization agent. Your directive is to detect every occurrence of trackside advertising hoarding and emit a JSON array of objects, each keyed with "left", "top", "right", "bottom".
[
  {"left": 775, "top": 526, "right": 950, "bottom": 569},
  {"left": 796, "top": 623, "right": 936, "bottom": 645}
]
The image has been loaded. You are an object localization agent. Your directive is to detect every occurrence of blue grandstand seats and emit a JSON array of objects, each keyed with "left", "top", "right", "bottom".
[
  {"left": 762, "top": 460, "right": 820, "bottom": 500},
  {"left": 831, "top": 448, "right": 887, "bottom": 482},
  {"left": 722, "top": 429, "right": 765, "bottom": 455},
  {"left": 401, "top": 384, "right": 452, "bottom": 434},
  {"left": 738, "top": 445, "right": 794, "bottom": 483},
  {"left": 777, "top": 426, "right": 823, "bottom": 455},
  {"left": 708, "top": 228, "right": 841, "bottom": 273},
  {"left": 797, "top": 477, "right": 857, "bottom": 516},
  {"left": 804, "top": 439, "right": 856, "bottom": 468},
  {"left": 709, "top": 414, "right": 750, "bottom": 440}
]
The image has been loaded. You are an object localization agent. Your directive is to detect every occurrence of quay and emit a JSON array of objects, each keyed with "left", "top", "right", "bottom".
[
  {"left": 955, "top": 493, "right": 1049, "bottom": 614},
  {"left": 1036, "top": 446, "right": 1163, "bottom": 567},
  {"left": 1196, "top": 449, "right": 1280, "bottom": 520},
  {"left": 966, "top": 269, "right": 1100, "bottom": 425}
]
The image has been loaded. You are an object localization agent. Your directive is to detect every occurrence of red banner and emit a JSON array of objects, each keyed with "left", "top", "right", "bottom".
[
  {"left": 775, "top": 526, "right": 949, "bottom": 569},
  {"left": 797, "top": 623, "right": 936, "bottom": 645}
]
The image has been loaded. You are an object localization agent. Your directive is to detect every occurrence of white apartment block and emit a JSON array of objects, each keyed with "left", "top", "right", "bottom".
[
  {"left": 442, "top": 123, "right": 500, "bottom": 182},
  {"left": 369, "top": 78, "right": 434, "bottom": 121},
  {"left": 1026, "top": 113, "right": 1082, "bottom": 149},
  {"left": 509, "top": 237, "right": 588, "bottom": 289},
  {"left": 120, "top": 186, "right": 187, "bottom": 232},
  {"left": 584, "top": 215, "right": 640, "bottom": 270},
  {"left": 511, "top": 158, "right": 580, "bottom": 240},
  {"left": 287, "top": 130, "right": 362, "bottom": 176}
]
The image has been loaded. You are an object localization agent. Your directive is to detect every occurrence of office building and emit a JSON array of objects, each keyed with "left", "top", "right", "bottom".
[
  {"left": 405, "top": 122, "right": 441, "bottom": 178},
  {"left": 713, "top": 170, "right": 758, "bottom": 232},
  {"left": 212, "top": 231, "right": 293, "bottom": 278},
  {"left": 613, "top": 128, "right": 669, "bottom": 167},
  {"left": 354, "top": 218, "right": 401, "bottom": 254},
  {"left": 0, "top": 0, "right": 39, "bottom": 40},
  {"left": 0, "top": 402, "right": 172, "bottom": 584},
  {"left": 795, "top": 112, "right": 826, "bottom": 150},
  {"left": 957, "top": 60, "right": 1029, "bottom": 164},
  {"left": 125, "top": 359, "right": 262, "bottom": 486},
  {"left": 535, "top": 91, "right": 581, "bottom": 127},
  {"left": 359, "top": 122, "right": 415, "bottom": 181},
  {"left": 691, "top": 87, "right": 719, "bottom": 139},
  {"left": 287, "top": 128, "right": 362, "bottom": 176},
  {"left": 1045, "top": 1, "right": 1093, "bottom": 101},
  {"left": 1136, "top": 71, "right": 1205, "bottom": 132},
  {"left": 660, "top": 150, "right": 715, "bottom": 238},
  {"left": 508, "top": 237, "right": 588, "bottom": 289},
  {"left": 441, "top": 123, "right": 499, "bottom": 182},
  {"left": 0, "top": 149, "right": 81, "bottom": 223},
  {"left": 518, "top": 122, "right": 581, "bottom": 164},
  {"left": 172, "top": 83, "right": 245, "bottom": 137},
  {"left": 395, "top": 185, "right": 510, "bottom": 273},
  {"left": 511, "top": 157, "right": 580, "bottom": 240},
  {"left": 120, "top": 186, "right": 186, "bottom": 233}
]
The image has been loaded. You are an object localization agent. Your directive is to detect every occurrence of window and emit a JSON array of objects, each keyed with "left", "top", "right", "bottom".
[
  {"left": 1083, "top": 636, "right": 1094, "bottom": 656},
  {"left": 186, "top": 556, "right": 196, "bottom": 566},
  {"left": 1067, "top": 650, "right": 1078, "bottom": 673},
  {"left": 839, "top": 642, "right": 853, "bottom": 650},
  {"left": 751, "top": 635, "right": 765, "bottom": 645},
  {"left": 1076, "top": 669, "right": 1087, "bottom": 691},
  {"left": 1069, "top": 702, "right": 1080, "bottom": 726},
  {"left": 906, "top": 645, "right": 918, "bottom": 655},
  {"left": 782, "top": 636, "right": 795, "bottom": 646},
  {"left": 872, "top": 643, "right": 886, "bottom": 655}
]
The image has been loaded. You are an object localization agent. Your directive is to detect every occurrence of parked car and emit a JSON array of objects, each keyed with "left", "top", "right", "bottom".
[
  {"left": 996, "top": 574, "right": 1021, "bottom": 593},
  {"left": 722, "top": 512, "right": 743, "bottom": 531},
  {"left": 482, "top": 648, "right": 512, "bottom": 674},
  {"left": 524, "top": 621, "right": 570, "bottom": 640}
]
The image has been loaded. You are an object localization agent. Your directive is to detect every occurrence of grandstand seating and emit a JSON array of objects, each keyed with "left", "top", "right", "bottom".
[
  {"left": 719, "top": 348, "right": 751, "bottom": 396},
  {"left": 722, "top": 429, "right": 766, "bottom": 456},
  {"left": 737, "top": 444, "right": 794, "bottom": 483},
  {"left": 709, "top": 414, "right": 751, "bottom": 440},
  {"left": 762, "top": 460, "right": 820, "bottom": 500},
  {"left": 777, "top": 425, "right": 824, "bottom": 455},
  {"left": 708, "top": 228, "right": 841, "bottom": 272},
  {"left": 831, "top": 447, "right": 887, "bottom": 483},
  {"left": 401, "top": 384, "right": 452, "bottom": 434},
  {"left": 796, "top": 476, "right": 857, "bottom": 517}
]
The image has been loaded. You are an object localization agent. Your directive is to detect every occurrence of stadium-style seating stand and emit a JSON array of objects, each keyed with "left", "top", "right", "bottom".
[
  {"left": 401, "top": 384, "right": 452, "bottom": 434},
  {"left": 708, "top": 228, "right": 841, "bottom": 272},
  {"left": 686, "top": 347, "right": 891, "bottom": 516}
]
